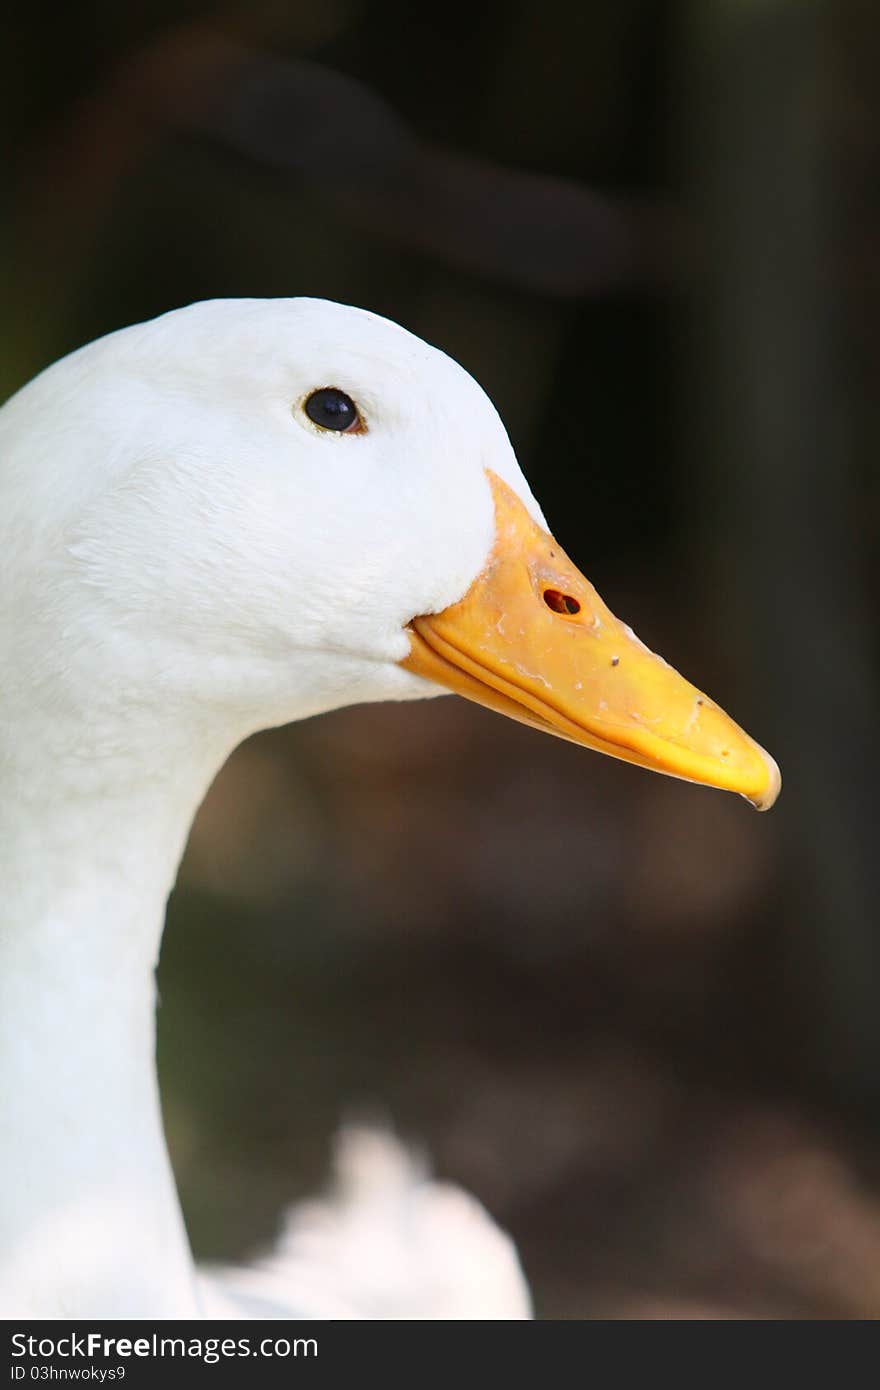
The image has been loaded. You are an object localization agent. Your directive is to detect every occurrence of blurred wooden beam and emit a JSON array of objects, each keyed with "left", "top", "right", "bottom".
[{"left": 685, "top": 0, "right": 880, "bottom": 1104}]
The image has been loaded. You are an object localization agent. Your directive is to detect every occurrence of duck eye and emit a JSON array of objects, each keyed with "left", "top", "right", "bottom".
[{"left": 303, "top": 387, "right": 361, "bottom": 433}]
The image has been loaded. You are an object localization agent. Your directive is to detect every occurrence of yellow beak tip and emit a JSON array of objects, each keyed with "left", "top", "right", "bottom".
[{"left": 748, "top": 751, "right": 782, "bottom": 812}]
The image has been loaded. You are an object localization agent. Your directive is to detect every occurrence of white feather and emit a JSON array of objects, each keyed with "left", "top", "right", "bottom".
[{"left": 206, "top": 1127, "right": 531, "bottom": 1319}]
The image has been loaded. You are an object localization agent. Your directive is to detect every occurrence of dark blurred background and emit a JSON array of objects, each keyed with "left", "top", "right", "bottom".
[{"left": 4, "top": 0, "right": 879, "bottom": 1318}]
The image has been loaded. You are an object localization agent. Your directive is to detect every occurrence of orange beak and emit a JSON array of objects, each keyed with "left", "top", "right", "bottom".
[{"left": 401, "top": 470, "right": 780, "bottom": 810}]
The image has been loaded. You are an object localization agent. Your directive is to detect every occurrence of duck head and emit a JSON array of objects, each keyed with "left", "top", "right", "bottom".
[{"left": 2, "top": 297, "right": 779, "bottom": 808}]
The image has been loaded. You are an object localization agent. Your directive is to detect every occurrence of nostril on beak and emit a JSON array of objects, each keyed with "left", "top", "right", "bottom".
[{"left": 543, "top": 589, "right": 581, "bottom": 616}]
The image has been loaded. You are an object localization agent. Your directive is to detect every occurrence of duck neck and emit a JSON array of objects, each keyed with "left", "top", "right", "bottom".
[{"left": 0, "top": 711, "right": 232, "bottom": 1317}]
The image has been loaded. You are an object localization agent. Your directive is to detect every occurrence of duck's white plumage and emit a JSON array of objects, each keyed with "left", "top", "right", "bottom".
[
  {"left": 0, "top": 296, "right": 779, "bottom": 1319},
  {"left": 0, "top": 299, "right": 537, "bottom": 1318},
  {"left": 205, "top": 1126, "right": 531, "bottom": 1319}
]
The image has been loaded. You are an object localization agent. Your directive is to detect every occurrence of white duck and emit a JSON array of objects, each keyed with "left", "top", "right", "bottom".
[{"left": 0, "top": 299, "right": 779, "bottom": 1319}]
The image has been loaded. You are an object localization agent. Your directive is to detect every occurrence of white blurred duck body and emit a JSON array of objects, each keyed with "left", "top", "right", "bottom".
[{"left": 0, "top": 299, "right": 778, "bottom": 1318}]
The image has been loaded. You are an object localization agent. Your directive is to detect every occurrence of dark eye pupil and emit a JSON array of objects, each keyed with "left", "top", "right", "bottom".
[{"left": 305, "top": 388, "right": 358, "bottom": 431}]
